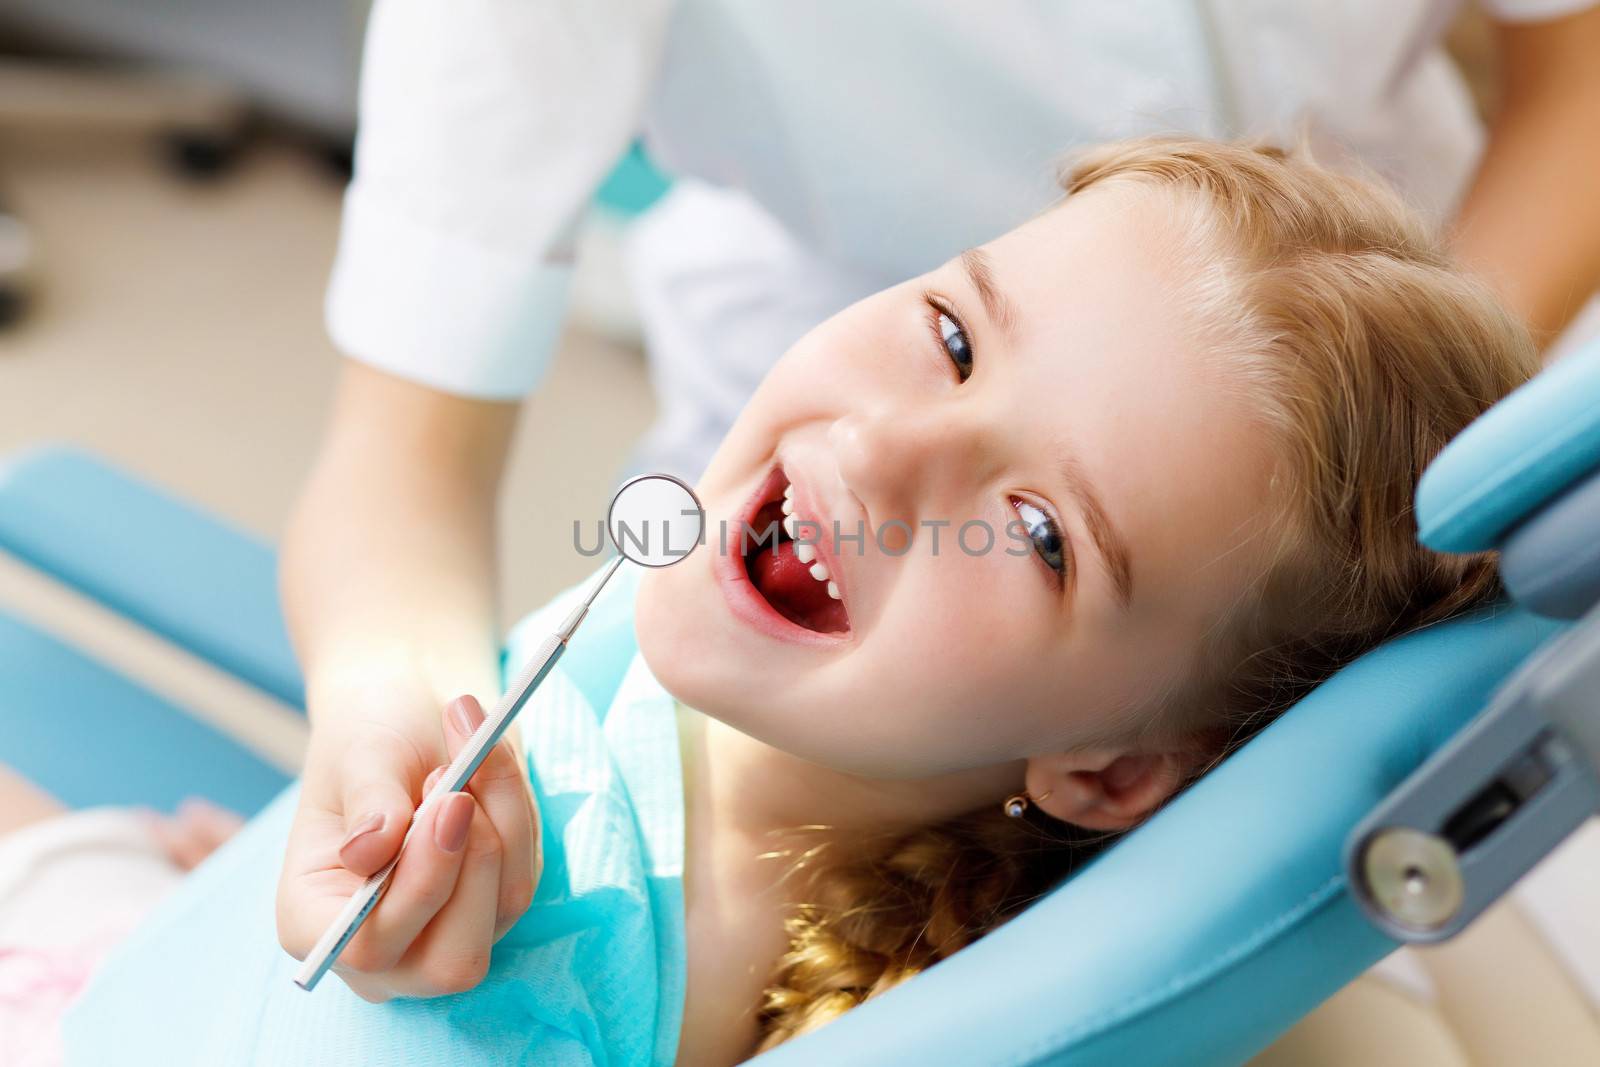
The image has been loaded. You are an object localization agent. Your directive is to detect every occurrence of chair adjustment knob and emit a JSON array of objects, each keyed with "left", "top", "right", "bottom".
[{"left": 1359, "top": 827, "right": 1465, "bottom": 934}]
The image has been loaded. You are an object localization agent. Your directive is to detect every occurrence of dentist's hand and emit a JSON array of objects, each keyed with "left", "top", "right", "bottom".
[{"left": 276, "top": 692, "right": 541, "bottom": 1002}]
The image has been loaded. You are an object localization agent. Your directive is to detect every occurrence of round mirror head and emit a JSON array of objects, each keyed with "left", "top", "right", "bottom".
[{"left": 606, "top": 473, "right": 705, "bottom": 567}]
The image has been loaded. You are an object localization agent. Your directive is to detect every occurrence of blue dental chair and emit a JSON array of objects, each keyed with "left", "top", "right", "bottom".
[{"left": 1, "top": 339, "right": 1596, "bottom": 1066}]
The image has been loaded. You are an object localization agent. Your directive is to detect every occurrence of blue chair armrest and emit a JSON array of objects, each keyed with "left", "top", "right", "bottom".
[
  {"left": 0, "top": 444, "right": 304, "bottom": 708},
  {"left": 0, "top": 609, "right": 291, "bottom": 813},
  {"left": 1418, "top": 336, "right": 1600, "bottom": 553}
]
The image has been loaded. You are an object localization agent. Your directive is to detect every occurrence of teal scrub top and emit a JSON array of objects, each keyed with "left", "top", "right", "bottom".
[{"left": 65, "top": 563, "right": 687, "bottom": 1066}]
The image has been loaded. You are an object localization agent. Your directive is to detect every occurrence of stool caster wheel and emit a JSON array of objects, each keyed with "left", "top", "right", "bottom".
[
  {"left": 0, "top": 211, "right": 31, "bottom": 330},
  {"left": 0, "top": 285, "right": 25, "bottom": 330},
  {"left": 161, "top": 127, "right": 243, "bottom": 181}
]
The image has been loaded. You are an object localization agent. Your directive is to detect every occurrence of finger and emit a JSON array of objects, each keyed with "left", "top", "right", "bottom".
[
  {"left": 338, "top": 737, "right": 431, "bottom": 877},
  {"left": 276, "top": 780, "right": 409, "bottom": 966},
  {"left": 442, "top": 695, "right": 539, "bottom": 936},
  {"left": 177, "top": 797, "right": 245, "bottom": 852},
  {"left": 144, "top": 810, "right": 208, "bottom": 870},
  {"left": 281, "top": 764, "right": 446, "bottom": 966},
  {"left": 400, "top": 800, "right": 503, "bottom": 996},
  {"left": 134, "top": 806, "right": 172, "bottom": 850},
  {"left": 336, "top": 791, "right": 477, "bottom": 977}
]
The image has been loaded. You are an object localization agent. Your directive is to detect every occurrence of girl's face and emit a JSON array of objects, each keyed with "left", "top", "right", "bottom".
[{"left": 637, "top": 185, "right": 1278, "bottom": 780}]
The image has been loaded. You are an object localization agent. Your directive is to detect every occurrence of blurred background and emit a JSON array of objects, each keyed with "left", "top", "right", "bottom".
[
  {"left": 0, "top": 0, "right": 676, "bottom": 765},
  {"left": 0, "top": 0, "right": 662, "bottom": 638}
]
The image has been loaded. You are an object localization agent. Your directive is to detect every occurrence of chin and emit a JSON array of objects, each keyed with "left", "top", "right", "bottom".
[
  {"left": 635, "top": 563, "right": 794, "bottom": 744},
  {"left": 635, "top": 562, "right": 714, "bottom": 710}
]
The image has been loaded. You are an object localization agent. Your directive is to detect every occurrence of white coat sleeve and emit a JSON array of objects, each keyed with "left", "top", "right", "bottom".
[{"left": 325, "top": 0, "right": 671, "bottom": 398}]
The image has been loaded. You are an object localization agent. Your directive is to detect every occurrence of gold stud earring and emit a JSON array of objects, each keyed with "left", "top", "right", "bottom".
[{"left": 1002, "top": 789, "right": 1052, "bottom": 818}]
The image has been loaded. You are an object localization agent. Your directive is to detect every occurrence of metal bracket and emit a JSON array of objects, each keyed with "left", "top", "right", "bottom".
[{"left": 1346, "top": 603, "right": 1600, "bottom": 942}]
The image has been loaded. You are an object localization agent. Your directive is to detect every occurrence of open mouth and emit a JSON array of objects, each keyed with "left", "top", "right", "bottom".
[{"left": 740, "top": 467, "right": 851, "bottom": 635}]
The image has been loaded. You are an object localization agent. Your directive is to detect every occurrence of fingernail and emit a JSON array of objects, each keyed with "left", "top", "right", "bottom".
[
  {"left": 339, "top": 811, "right": 387, "bottom": 854},
  {"left": 450, "top": 696, "right": 484, "bottom": 737},
  {"left": 435, "top": 793, "right": 473, "bottom": 853}
]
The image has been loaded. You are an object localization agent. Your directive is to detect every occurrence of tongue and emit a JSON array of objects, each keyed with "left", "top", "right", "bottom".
[{"left": 750, "top": 540, "right": 849, "bottom": 634}]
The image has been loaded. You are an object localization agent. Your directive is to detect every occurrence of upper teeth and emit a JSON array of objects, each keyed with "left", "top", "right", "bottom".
[
  {"left": 810, "top": 557, "right": 842, "bottom": 600},
  {"left": 782, "top": 480, "right": 842, "bottom": 600}
]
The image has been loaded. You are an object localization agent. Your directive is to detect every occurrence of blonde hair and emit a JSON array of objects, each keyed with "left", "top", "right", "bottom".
[{"left": 752, "top": 138, "right": 1540, "bottom": 1051}]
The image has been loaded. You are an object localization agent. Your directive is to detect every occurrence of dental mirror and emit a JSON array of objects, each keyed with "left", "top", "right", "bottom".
[{"left": 606, "top": 472, "right": 705, "bottom": 567}]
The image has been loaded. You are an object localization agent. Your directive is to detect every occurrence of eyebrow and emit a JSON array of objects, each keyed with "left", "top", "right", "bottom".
[
  {"left": 960, "top": 248, "right": 1020, "bottom": 339},
  {"left": 1057, "top": 446, "right": 1135, "bottom": 609}
]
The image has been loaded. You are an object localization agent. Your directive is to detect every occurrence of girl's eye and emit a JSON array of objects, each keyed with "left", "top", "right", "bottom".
[
  {"left": 938, "top": 312, "right": 974, "bottom": 381},
  {"left": 1013, "top": 499, "right": 1066, "bottom": 577},
  {"left": 931, "top": 306, "right": 974, "bottom": 382}
]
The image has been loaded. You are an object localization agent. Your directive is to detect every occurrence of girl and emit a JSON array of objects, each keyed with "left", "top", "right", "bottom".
[{"left": 14, "top": 138, "right": 1537, "bottom": 1065}]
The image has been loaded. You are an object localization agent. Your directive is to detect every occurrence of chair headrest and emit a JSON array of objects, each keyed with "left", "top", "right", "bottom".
[{"left": 1417, "top": 337, "right": 1600, "bottom": 553}]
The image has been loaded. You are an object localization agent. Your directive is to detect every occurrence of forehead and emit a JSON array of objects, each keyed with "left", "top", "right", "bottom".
[{"left": 977, "top": 185, "right": 1279, "bottom": 618}]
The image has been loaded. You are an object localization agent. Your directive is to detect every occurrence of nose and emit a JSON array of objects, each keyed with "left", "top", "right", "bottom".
[{"left": 828, "top": 402, "right": 987, "bottom": 524}]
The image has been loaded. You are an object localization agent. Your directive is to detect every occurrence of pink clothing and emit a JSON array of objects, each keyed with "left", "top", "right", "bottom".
[{"left": 0, "top": 809, "right": 182, "bottom": 1067}]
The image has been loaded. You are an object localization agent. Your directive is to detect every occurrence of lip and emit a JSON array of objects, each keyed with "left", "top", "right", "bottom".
[{"left": 714, "top": 462, "right": 854, "bottom": 647}]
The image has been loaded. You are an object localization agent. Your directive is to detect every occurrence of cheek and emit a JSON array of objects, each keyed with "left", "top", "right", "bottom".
[
  {"left": 638, "top": 550, "right": 1097, "bottom": 778},
  {"left": 801, "top": 562, "right": 1062, "bottom": 774},
  {"left": 874, "top": 564, "right": 1012, "bottom": 679},
  {"left": 872, "top": 573, "right": 1048, "bottom": 719},
  {"left": 852, "top": 550, "right": 1192, "bottom": 769}
]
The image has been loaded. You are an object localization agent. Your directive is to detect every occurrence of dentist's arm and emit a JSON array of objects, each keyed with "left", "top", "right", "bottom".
[
  {"left": 275, "top": 1, "right": 669, "bottom": 999},
  {"left": 1450, "top": 5, "right": 1600, "bottom": 345},
  {"left": 280, "top": 360, "right": 513, "bottom": 736},
  {"left": 275, "top": 361, "right": 538, "bottom": 1001}
]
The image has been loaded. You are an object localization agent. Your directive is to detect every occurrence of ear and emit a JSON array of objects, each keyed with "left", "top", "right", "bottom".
[{"left": 1027, "top": 748, "right": 1197, "bottom": 831}]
